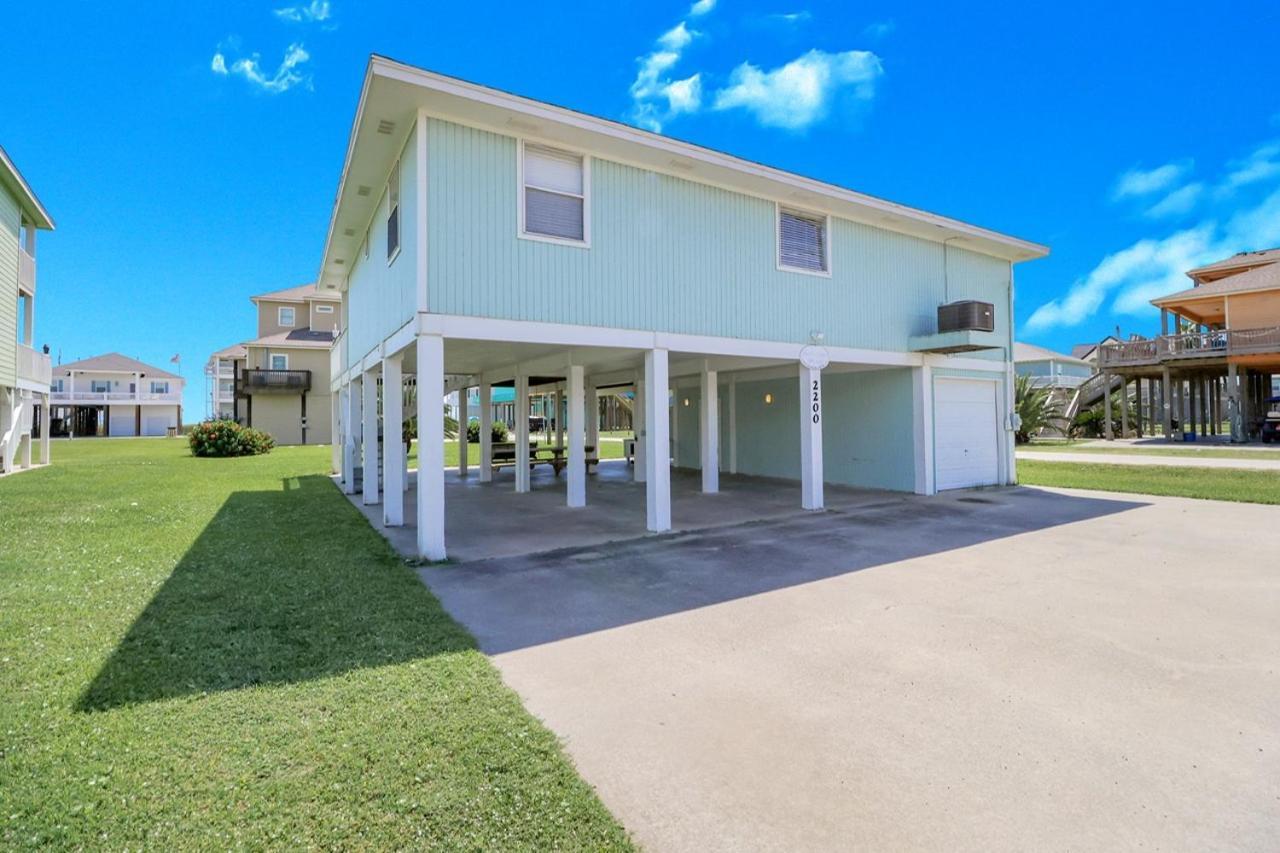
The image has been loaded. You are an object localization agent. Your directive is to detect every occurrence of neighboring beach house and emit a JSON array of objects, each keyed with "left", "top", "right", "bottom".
[
  {"left": 1014, "top": 342, "right": 1093, "bottom": 389},
  {"left": 0, "top": 146, "right": 54, "bottom": 474},
  {"left": 322, "top": 57, "right": 1047, "bottom": 559},
  {"left": 1098, "top": 249, "right": 1280, "bottom": 441},
  {"left": 49, "top": 353, "right": 184, "bottom": 437},
  {"left": 206, "top": 283, "right": 338, "bottom": 445}
]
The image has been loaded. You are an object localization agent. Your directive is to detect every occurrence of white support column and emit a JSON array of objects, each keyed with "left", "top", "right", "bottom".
[
  {"left": 699, "top": 364, "right": 719, "bottom": 493},
  {"left": 554, "top": 387, "right": 564, "bottom": 450},
  {"left": 342, "top": 378, "right": 359, "bottom": 494},
  {"left": 416, "top": 334, "right": 446, "bottom": 560},
  {"left": 40, "top": 394, "right": 50, "bottom": 465},
  {"left": 479, "top": 379, "right": 493, "bottom": 483},
  {"left": 634, "top": 375, "right": 646, "bottom": 483},
  {"left": 911, "top": 365, "right": 935, "bottom": 495},
  {"left": 457, "top": 387, "right": 469, "bottom": 478},
  {"left": 515, "top": 372, "right": 530, "bottom": 493},
  {"left": 362, "top": 365, "right": 380, "bottom": 505},
  {"left": 644, "top": 348, "right": 671, "bottom": 532},
  {"left": 329, "top": 392, "right": 341, "bottom": 474},
  {"left": 382, "top": 353, "right": 405, "bottom": 526},
  {"left": 567, "top": 363, "right": 586, "bottom": 508},
  {"left": 728, "top": 375, "right": 738, "bottom": 474},
  {"left": 799, "top": 363, "right": 824, "bottom": 510}
]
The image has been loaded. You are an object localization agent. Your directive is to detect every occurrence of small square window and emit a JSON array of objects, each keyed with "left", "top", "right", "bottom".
[
  {"left": 150, "top": 381, "right": 169, "bottom": 394},
  {"left": 278, "top": 306, "right": 296, "bottom": 327},
  {"left": 778, "top": 207, "right": 829, "bottom": 275},
  {"left": 270, "top": 354, "right": 288, "bottom": 371},
  {"left": 521, "top": 142, "right": 588, "bottom": 245}
]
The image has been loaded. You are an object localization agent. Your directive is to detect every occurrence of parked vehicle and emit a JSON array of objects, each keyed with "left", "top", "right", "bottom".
[{"left": 1262, "top": 396, "right": 1280, "bottom": 444}]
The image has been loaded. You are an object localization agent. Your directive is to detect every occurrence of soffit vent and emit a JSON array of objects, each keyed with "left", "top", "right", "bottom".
[
  {"left": 342, "top": 228, "right": 355, "bottom": 237},
  {"left": 668, "top": 159, "right": 695, "bottom": 171},
  {"left": 333, "top": 258, "right": 345, "bottom": 266},
  {"left": 376, "top": 119, "right": 395, "bottom": 135},
  {"left": 356, "top": 185, "right": 371, "bottom": 197},
  {"left": 507, "top": 117, "right": 541, "bottom": 133}
]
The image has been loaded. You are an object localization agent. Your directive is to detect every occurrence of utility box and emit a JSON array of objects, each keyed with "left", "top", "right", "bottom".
[{"left": 938, "top": 300, "right": 995, "bottom": 333}]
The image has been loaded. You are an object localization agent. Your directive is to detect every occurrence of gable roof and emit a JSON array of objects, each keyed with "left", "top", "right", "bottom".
[
  {"left": 209, "top": 342, "right": 248, "bottom": 360},
  {"left": 318, "top": 56, "right": 1048, "bottom": 291},
  {"left": 244, "top": 328, "right": 336, "bottom": 349},
  {"left": 250, "top": 283, "right": 340, "bottom": 304},
  {"left": 1185, "top": 248, "right": 1280, "bottom": 282},
  {"left": 1014, "top": 342, "right": 1089, "bottom": 365},
  {"left": 0, "top": 145, "right": 54, "bottom": 230},
  {"left": 1153, "top": 260, "right": 1280, "bottom": 306},
  {"left": 54, "top": 352, "right": 183, "bottom": 380}
]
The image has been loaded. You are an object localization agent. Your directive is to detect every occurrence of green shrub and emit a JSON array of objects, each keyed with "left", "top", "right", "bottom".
[
  {"left": 188, "top": 420, "right": 275, "bottom": 457},
  {"left": 467, "top": 420, "right": 510, "bottom": 443}
]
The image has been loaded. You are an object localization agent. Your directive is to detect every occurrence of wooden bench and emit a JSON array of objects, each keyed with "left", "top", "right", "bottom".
[{"left": 486, "top": 443, "right": 599, "bottom": 477}]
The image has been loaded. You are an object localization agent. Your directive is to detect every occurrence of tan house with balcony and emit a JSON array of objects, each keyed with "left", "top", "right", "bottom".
[
  {"left": 0, "top": 146, "right": 54, "bottom": 474},
  {"left": 205, "top": 283, "right": 338, "bottom": 445},
  {"left": 1097, "top": 249, "right": 1280, "bottom": 442},
  {"left": 49, "top": 353, "right": 184, "bottom": 437}
]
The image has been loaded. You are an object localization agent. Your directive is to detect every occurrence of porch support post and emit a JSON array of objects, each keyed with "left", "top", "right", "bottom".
[
  {"left": 555, "top": 387, "right": 564, "bottom": 450},
  {"left": 799, "top": 362, "right": 824, "bottom": 510},
  {"left": 515, "top": 372, "right": 530, "bottom": 493},
  {"left": 699, "top": 363, "right": 719, "bottom": 494},
  {"left": 634, "top": 373, "right": 646, "bottom": 483},
  {"left": 362, "top": 364, "right": 379, "bottom": 505},
  {"left": 479, "top": 379, "right": 493, "bottom": 483},
  {"left": 382, "top": 353, "right": 405, "bottom": 526},
  {"left": 728, "top": 376, "right": 738, "bottom": 474},
  {"left": 585, "top": 379, "right": 598, "bottom": 470},
  {"left": 330, "top": 391, "right": 341, "bottom": 474},
  {"left": 416, "top": 334, "right": 446, "bottom": 560},
  {"left": 40, "top": 394, "right": 50, "bottom": 464},
  {"left": 567, "top": 363, "right": 586, "bottom": 508},
  {"left": 342, "top": 378, "right": 359, "bottom": 494},
  {"left": 912, "top": 365, "right": 936, "bottom": 495},
  {"left": 1120, "top": 378, "right": 1130, "bottom": 438},
  {"left": 644, "top": 348, "right": 671, "bottom": 532},
  {"left": 1239, "top": 368, "right": 1251, "bottom": 441},
  {"left": 1161, "top": 368, "right": 1172, "bottom": 441},
  {"left": 457, "top": 386, "right": 469, "bottom": 478},
  {"left": 1103, "top": 373, "right": 1114, "bottom": 440}
]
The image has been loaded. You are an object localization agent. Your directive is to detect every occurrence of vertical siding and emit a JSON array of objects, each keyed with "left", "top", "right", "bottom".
[
  {"left": 427, "top": 118, "right": 1014, "bottom": 355},
  {"left": 346, "top": 124, "right": 419, "bottom": 369},
  {"left": 0, "top": 188, "right": 18, "bottom": 387}
]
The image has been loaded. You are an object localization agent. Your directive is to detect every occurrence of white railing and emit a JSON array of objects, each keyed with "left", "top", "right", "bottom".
[
  {"left": 18, "top": 248, "right": 34, "bottom": 293},
  {"left": 1024, "top": 373, "right": 1087, "bottom": 389},
  {"left": 16, "top": 344, "right": 51, "bottom": 386},
  {"left": 51, "top": 390, "right": 183, "bottom": 404}
]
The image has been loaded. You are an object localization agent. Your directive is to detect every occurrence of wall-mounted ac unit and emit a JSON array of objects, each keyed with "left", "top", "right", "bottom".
[{"left": 938, "top": 300, "right": 995, "bottom": 333}]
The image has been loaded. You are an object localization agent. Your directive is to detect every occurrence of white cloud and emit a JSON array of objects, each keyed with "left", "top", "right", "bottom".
[
  {"left": 1144, "top": 182, "right": 1203, "bottom": 218},
  {"left": 657, "top": 21, "right": 694, "bottom": 51},
  {"left": 274, "top": 0, "right": 330, "bottom": 22},
  {"left": 770, "top": 11, "right": 812, "bottom": 24},
  {"left": 863, "top": 20, "right": 895, "bottom": 39},
  {"left": 213, "top": 42, "right": 312, "bottom": 94},
  {"left": 711, "top": 49, "right": 882, "bottom": 131},
  {"left": 688, "top": 0, "right": 716, "bottom": 16},
  {"left": 630, "top": 20, "right": 705, "bottom": 131},
  {"left": 1219, "top": 141, "right": 1280, "bottom": 194},
  {"left": 1112, "top": 161, "right": 1190, "bottom": 200}
]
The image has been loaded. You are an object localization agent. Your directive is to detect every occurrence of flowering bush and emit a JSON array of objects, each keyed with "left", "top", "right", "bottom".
[{"left": 188, "top": 420, "right": 275, "bottom": 457}]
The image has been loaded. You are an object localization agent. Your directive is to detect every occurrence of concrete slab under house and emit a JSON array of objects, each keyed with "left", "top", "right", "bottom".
[{"left": 320, "top": 56, "right": 1049, "bottom": 561}]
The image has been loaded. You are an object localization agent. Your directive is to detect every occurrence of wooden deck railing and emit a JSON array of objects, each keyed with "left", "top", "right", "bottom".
[
  {"left": 1098, "top": 325, "right": 1280, "bottom": 368},
  {"left": 240, "top": 369, "right": 312, "bottom": 393}
]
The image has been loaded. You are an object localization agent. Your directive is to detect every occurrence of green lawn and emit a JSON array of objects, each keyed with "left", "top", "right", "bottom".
[
  {"left": 0, "top": 439, "right": 630, "bottom": 849},
  {"left": 1018, "top": 458, "right": 1280, "bottom": 505},
  {"left": 1022, "top": 442, "right": 1280, "bottom": 461}
]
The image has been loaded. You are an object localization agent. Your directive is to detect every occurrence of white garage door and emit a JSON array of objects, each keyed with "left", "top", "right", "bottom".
[
  {"left": 934, "top": 378, "right": 1000, "bottom": 490},
  {"left": 142, "top": 413, "right": 171, "bottom": 436}
]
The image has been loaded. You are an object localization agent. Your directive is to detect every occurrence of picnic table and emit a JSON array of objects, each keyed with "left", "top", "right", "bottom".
[{"left": 488, "top": 442, "right": 598, "bottom": 476}]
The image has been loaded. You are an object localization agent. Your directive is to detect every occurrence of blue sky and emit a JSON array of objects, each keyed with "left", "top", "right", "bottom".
[{"left": 5, "top": 1, "right": 1279, "bottom": 418}]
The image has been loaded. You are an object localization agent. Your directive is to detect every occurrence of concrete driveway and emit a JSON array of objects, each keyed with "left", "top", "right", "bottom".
[{"left": 420, "top": 486, "right": 1280, "bottom": 851}]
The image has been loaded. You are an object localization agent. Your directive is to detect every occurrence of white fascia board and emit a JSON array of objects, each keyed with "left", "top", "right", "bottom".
[
  {"left": 367, "top": 56, "right": 1048, "bottom": 264},
  {"left": 923, "top": 354, "right": 1009, "bottom": 373}
]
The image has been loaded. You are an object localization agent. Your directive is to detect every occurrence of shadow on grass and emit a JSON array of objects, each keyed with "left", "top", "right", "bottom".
[{"left": 77, "top": 475, "right": 473, "bottom": 712}]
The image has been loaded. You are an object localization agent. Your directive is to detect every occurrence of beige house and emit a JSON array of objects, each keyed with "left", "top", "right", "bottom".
[
  {"left": 1099, "top": 249, "right": 1280, "bottom": 441},
  {"left": 0, "top": 146, "right": 54, "bottom": 474},
  {"left": 206, "top": 283, "right": 338, "bottom": 445},
  {"left": 49, "top": 353, "right": 184, "bottom": 437}
]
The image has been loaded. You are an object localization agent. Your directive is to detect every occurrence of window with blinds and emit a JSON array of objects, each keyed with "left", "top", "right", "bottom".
[
  {"left": 386, "top": 159, "right": 400, "bottom": 260},
  {"left": 778, "top": 208, "right": 828, "bottom": 273},
  {"left": 522, "top": 143, "right": 587, "bottom": 243}
]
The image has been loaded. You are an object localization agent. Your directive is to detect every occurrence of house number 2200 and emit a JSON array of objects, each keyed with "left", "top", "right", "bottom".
[{"left": 810, "top": 379, "right": 821, "bottom": 425}]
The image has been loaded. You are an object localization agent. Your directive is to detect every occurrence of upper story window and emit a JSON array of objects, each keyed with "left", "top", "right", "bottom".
[
  {"left": 270, "top": 354, "right": 288, "bottom": 371},
  {"left": 51, "top": 378, "right": 64, "bottom": 393},
  {"left": 520, "top": 142, "right": 589, "bottom": 245},
  {"left": 386, "top": 159, "right": 401, "bottom": 261},
  {"left": 90, "top": 380, "right": 111, "bottom": 393},
  {"left": 278, "top": 306, "right": 296, "bottom": 327},
  {"left": 778, "top": 207, "right": 830, "bottom": 275},
  {"left": 315, "top": 304, "right": 334, "bottom": 314},
  {"left": 150, "top": 381, "right": 169, "bottom": 394}
]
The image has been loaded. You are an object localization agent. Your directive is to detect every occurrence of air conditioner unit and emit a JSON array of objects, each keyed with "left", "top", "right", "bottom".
[{"left": 937, "top": 300, "right": 995, "bottom": 333}]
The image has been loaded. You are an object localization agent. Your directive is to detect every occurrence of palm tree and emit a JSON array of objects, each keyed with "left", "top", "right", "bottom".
[{"left": 1014, "top": 374, "right": 1066, "bottom": 443}]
